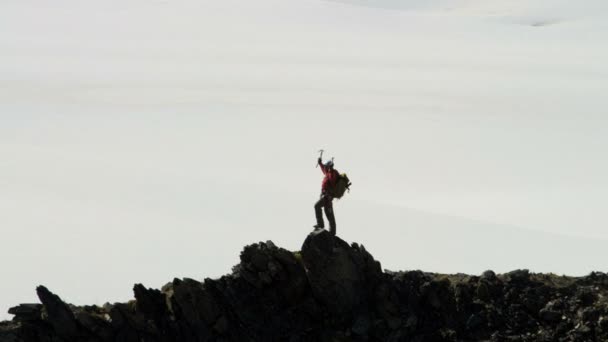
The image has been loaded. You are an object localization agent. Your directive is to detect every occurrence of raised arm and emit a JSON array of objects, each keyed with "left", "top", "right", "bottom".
[{"left": 318, "top": 158, "right": 328, "bottom": 174}]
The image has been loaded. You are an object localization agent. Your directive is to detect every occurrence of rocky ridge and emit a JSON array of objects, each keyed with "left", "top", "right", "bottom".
[{"left": 2, "top": 229, "right": 608, "bottom": 341}]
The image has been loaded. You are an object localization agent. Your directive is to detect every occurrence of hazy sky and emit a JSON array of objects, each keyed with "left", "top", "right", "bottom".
[{"left": 1, "top": 0, "right": 608, "bottom": 319}]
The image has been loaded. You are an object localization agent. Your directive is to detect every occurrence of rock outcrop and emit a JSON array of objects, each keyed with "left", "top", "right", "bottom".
[{"left": 2, "top": 229, "right": 608, "bottom": 341}]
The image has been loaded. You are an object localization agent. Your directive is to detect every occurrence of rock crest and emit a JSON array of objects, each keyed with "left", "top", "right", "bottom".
[{"left": 2, "top": 231, "right": 608, "bottom": 341}]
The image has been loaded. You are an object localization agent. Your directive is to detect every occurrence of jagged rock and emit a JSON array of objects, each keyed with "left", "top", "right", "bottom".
[
  {"left": 36, "top": 285, "right": 88, "bottom": 340},
  {"left": 2, "top": 232, "right": 608, "bottom": 342},
  {"left": 7, "top": 305, "right": 42, "bottom": 322},
  {"left": 169, "top": 277, "right": 215, "bottom": 340}
]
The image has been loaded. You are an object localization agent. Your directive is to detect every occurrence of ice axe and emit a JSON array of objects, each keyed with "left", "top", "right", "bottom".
[{"left": 316, "top": 149, "right": 324, "bottom": 167}]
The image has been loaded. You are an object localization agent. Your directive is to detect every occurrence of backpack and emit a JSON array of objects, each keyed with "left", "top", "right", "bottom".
[{"left": 330, "top": 173, "right": 352, "bottom": 199}]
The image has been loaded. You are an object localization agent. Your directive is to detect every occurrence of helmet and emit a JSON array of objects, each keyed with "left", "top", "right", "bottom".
[{"left": 325, "top": 160, "right": 334, "bottom": 168}]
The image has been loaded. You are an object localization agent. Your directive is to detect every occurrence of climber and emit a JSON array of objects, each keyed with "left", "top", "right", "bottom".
[{"left": 314, "top": 156, "right": 339, "bottom": 235}]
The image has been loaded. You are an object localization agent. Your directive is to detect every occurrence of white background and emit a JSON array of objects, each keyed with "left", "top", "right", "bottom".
[{"left": 1, "top": 0, "right": 607, "bottom": 319}]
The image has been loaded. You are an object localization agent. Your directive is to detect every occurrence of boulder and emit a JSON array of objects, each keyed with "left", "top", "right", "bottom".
[{"left": 300, "top": 229, "right": 381, "bottom": 317}]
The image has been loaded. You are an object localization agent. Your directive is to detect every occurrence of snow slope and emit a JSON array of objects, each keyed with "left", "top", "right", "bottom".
[{"left": 1, "top": 0, "right": 608, "bottom": 319}]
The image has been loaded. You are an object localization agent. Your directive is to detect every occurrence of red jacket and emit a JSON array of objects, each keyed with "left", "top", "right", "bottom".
[{"left": 319, "top": 160, "right": 339, "bottom": 193}]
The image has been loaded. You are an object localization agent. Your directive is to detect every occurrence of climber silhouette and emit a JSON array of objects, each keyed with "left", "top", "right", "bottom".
[{"left": 314, "top": 157, "right": 339, "bottom": 235}]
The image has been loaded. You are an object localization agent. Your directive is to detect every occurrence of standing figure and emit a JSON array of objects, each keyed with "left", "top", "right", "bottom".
[{"left": 314, "top": 157, "right": 339, "bottom": 235}]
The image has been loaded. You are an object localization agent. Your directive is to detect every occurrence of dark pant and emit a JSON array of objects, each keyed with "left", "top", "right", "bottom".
[{"left": 314, "top": 193, "right": 336, "bottom": 235}]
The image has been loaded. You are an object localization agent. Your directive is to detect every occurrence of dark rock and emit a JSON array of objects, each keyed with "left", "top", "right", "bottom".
[
  {"left": 300, "top": 229, "right": 381, "bottom": 317},
  {"left": 575, "top": 287, "right": 597, "bottom": 306},
  {"left": 2, "top": 232, "right": 608, "bottom": 342},
  {"left": 170, "top": 277, "right": 215, "bottom": 339},
  {"left": 466, "top": 313, "right": 485, "bottom": 330},
  {"left": 539, "top": 308, "right": 562, "bottom": 323},
  {"left": 580, "top": 307, "right": 599, "bottom": 323},
  {"left": 477, "top": 282, "right": 491, "bottom": 302},
  {"left": 481, "top": 270, "right": 497, "bottom": 281},
  {"left": 352, "top": 315, "right": 371, "bottom": 336},
  {"left": 598, "top": 315, "right": 608, "bottom": 331},
  {"left": 505, "top": 269, "right": 530, "bottom": 283},
  {"left": 134, "top": 284, "right": 170, "bottom": 322},
  {"left": 0, "top": 321, "right": 21, "bottom": 342},
  {"left": 36, "top": 285, "right": 87, "bottom": 339},
  {"left": 212, "top": 315, "right": 228, "bottom": 333},
  {"left": 8, "top": 304, "right": 42, "bottom": 322}
]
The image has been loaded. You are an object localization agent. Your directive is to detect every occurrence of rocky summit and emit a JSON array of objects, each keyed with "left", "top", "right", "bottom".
[{"left": 2, "top": 230, "right": 608, "bottom": 342}]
